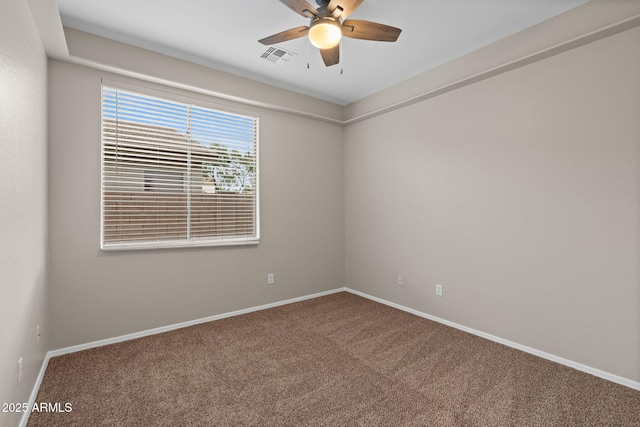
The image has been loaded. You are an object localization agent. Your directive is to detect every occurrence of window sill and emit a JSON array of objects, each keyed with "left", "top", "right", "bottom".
[{"left": 101, "top": 237, "right": 260, "bottom": 251}]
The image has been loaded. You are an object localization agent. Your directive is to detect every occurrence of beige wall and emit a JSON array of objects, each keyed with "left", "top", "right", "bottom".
[
  {"left": 0, "top": 0, "right": 49, "bottom": 426},
  {"left": 48, "top": 59, "right": 344, "bottom": 349},
  {"left": 345, "top": 26, "right": 640, "bottom": 382}
]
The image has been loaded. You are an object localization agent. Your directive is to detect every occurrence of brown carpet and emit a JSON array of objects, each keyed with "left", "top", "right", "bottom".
[{"left": 29, "top": 292, "right": 639, "bottom": 426}]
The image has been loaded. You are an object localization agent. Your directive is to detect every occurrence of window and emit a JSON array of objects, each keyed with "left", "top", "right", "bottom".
[{"left": 101, "top": 86, "right": 259, "bottom": 250}]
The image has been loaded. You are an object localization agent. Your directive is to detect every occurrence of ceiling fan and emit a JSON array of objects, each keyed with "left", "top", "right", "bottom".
[{"left": 259, "top": 0, "right": 402, "bottom": 67}]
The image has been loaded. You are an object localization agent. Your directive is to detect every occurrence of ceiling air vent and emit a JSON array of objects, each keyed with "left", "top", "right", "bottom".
[{"left": 261, "top": 47, "right": 296, "bottom": 65}]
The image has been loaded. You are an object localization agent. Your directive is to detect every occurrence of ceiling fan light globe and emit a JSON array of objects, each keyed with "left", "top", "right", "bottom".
[{"left": 309, "top": 20, "right": 342, "bottom": 49}]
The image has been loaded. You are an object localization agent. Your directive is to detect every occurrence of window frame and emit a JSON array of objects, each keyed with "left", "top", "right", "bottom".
[{"left": 100, "top": 83, "right": 260, "bottom": 251}]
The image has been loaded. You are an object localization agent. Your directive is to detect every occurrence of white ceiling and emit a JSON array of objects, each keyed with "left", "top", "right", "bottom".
[{"left": 55, "top": 0, "right": 590, "bottom": 105}]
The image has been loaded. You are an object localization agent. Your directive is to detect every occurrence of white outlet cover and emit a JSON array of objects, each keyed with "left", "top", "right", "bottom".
[{"left": 18, "top": 357, "right": 23, "bottom": 384}]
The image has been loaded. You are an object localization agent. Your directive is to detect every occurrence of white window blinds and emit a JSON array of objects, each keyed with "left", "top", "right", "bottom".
[{"left": 101, "top": 85, "right": 259, "bottom": 250}]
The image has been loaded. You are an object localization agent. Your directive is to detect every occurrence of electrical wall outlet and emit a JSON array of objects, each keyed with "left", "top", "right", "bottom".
[
  {"left": 267, "top": 273, "right": 274, "bottom": 285},
  {"left": 37, "top": 325, "right": 41, "bottom": 347},
  {"left": 436, "top": 284, "right": 443, "bottom": 297},
  {"left": 397, "top": 274, "right": 403, "bottom": 286},
  {"left": 17, "top": 357, "right": 23, "bottom": 384}
]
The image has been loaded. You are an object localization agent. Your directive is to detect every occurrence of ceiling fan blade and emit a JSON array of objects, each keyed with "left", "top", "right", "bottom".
[
  {"left": 319, "top": 45, "right": 340, "bottom": 67},
  {"left": 327, "top": 0, "right": 364, "bottom": 19},
  {"left": 259, "top": 26, "right": 309, "bottom": 45},
  {"left": 341, "top": 19, "right": 402, "bottom": 42},
  {"left": 278, "top": 0, "right": 318, "bottom": 18}
]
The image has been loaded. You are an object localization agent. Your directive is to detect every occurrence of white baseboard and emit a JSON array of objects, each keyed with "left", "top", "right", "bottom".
[
  {"left": 49, "top": 287, "right": 348, "bottom": 358},
  {"left": 346, "top": 288, "right": 640, "bottom": 392},
  {"left": 19, "top": 353, "right": 50, "bottom": 427}
]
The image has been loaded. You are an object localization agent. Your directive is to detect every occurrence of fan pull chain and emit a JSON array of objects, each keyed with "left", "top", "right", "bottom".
[
  {"left": 307, "top": 38, "right": 310, "bottom": 69},
  {"left": 340, "top": 39, "right": 344, "bottom": 75}
]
